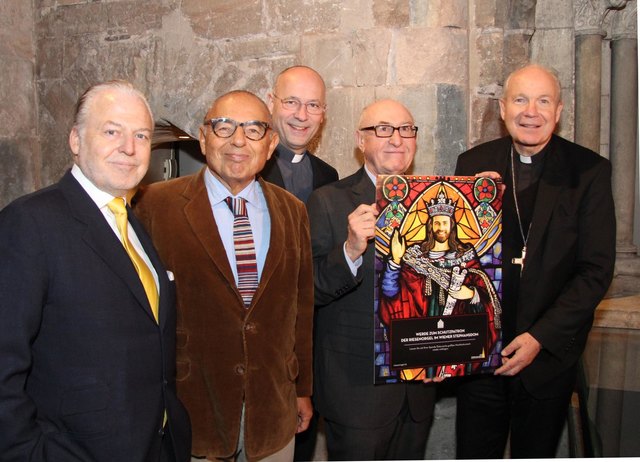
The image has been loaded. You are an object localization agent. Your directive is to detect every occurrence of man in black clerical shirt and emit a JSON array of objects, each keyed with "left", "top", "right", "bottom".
[
  {"left": 261, "top": 66, "right": 338, "bottom": 461},
  {"left": 262, "top": 65, "right": 338, "bottom": 202}
]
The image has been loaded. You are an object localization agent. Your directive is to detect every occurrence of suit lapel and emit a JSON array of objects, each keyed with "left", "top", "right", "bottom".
[
  {"left": 129, "top": 208, "right": 170, "bottom": 325},
  {"left": 260, "top": 151, "right": 285, "bottom": 188},
  {"left": 351, "top": 168, "right": 376, "bottom": 270},
  {"left": 309, "top": 154, "right": 327, "bottom": 190},
  {"left": 352, "top": 167, "right": 375, "bottom": 202},
  {"left": 521, "top": 137, "right": 565, "bottom": 278},
  {"left": 250, "top": 179, "right": 285, "bottom": 310},
  {"left": 182, "top": 169, "right": 238, "bottom": 291},
  {"left": 60, "top": 172, "right": 158, "bottom": 323}
]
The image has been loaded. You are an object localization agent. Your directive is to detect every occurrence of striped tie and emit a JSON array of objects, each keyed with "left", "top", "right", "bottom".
[{"left": 225, "top": 197, "right": 258, "bottom": 307}]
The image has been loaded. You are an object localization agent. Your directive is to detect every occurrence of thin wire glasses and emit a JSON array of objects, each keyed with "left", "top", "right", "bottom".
[
  {"left": 272, "top": 94, "right": 326, "bottom": 115},
  {"left": 206, "top": 118, "right": 270, "bottom": 141},
  {"left": 359, "top": 124, "right": 418, "bottom": 138}
]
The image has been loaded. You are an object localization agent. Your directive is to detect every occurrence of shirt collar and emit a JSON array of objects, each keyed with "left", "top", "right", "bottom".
[
  {"left": 363, "top": 164, "right": 378, "bottom": 185},
  {"left": 71, "top": 163, "right": 121, "bottom": 209},
  {"left": 204, "top": 168, "right": 263, "bottom": 208},
  {"left": 514, "top": 140, "right": 551, "bottom": 166},
  {"left": 276, "top": 143, "right": 307, "bottom": 164}
]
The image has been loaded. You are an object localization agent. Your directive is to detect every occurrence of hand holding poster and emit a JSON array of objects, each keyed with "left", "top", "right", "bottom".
[{"left": 374, "top": 175, "right": 504, "bottom": 383}]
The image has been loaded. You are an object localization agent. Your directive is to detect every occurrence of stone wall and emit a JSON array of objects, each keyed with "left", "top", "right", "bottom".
[
  {"left": 1, "top": 0, "right": 585, "bottom": 210},
  {"left": 0, "top": 0, "right": 38, "bottom": 208},
  {"left": 0, "top": 0, "right": 632, "bottom": 212}
]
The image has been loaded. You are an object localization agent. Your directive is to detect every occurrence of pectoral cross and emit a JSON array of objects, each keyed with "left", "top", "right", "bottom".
[{"left": 511, "top": 246, "right": 526, "bottom": 274}]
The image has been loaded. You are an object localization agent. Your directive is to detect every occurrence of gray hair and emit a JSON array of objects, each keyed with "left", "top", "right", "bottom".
[{"left": 73, "top": 80, "right": 153, "bottom": 134}]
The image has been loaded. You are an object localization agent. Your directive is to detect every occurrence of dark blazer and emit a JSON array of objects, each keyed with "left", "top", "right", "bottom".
[
  {"left": 455, "top": 135, "right": 616, "bottom": 396},
  {"left": 306, "top": 167, "right": 436, "bottom": 429},
  {"left": 134, "top": 169, "right": 314, "bottom": 461},
  {"left": 259, "top": 145, "right": 339, "bottom": 194},
  {"left": 0, "top": 171, "right": 191, "bottom": 462}
]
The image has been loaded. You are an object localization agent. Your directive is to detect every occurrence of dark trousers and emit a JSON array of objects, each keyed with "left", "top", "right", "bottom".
[
  {"left": 323, "top": 398, "right": 432, "bottom": 460},
  {"left": 147, "top": 426, "right": 177, "bottom": 462},
  {"left": 456, "top": 372, "right": 575, "bottom": 459}
]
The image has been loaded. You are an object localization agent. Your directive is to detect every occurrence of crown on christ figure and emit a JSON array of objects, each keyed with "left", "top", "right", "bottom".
[{"left": 427, "top": 186, "right": 455, "bottom": 217}]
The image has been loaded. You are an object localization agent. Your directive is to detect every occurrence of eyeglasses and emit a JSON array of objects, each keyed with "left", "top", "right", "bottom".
[
  {"left": 359, "top": 124, "right": 418, "bottom": 139},
  {"left": 272, "top": 94, "right": 326, "bottom": 115},
  {"left": 206, "top": 117, "right": 270, "bottom": 141}
]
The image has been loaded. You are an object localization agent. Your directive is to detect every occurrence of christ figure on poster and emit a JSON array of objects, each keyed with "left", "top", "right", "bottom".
[
  {"left": 379, "top": 188, "right": 500, "bottom": 377},
  {"left": 374, "top": 177, "right": 503, "bottom": 381}
]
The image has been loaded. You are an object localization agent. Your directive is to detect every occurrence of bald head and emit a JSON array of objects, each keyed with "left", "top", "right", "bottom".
[
  {"left": 503, "top": 64, "right": 562, "bottom": 103},
  {"left": 274, "top": 66, "right": 326, "bottom": 98},
  {"left": 358, "top": 99, "right": 413, "bottom": 128},
  {"left": 268, "top": 66, "right": 326, "bottom": 154},
  {"left": 199, "top": 90, "right": 279, "bottom": 195},
  {"left": 205, "top": 90, "right": 272, "bottom": 123},
  {"left": 356, "top": 99, "right": 417, "bottom": 176}
]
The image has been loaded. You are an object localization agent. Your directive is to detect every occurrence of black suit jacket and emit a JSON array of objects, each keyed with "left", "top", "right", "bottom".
[
  {"left": 455, "top": 135, "right": 616, "bottom": 396},
  {"left": 260, "top": 146, "right": 338, "bottom": 195},
  {"left": 0, "top": 171, "right": 191, "bottom": 461},
  {"left": 306, "top": 168, "right": 436, "bottom": 429}
]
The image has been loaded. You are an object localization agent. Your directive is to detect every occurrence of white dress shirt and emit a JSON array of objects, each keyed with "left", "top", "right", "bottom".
[{"left": 70, "top": 164, "right": 159, "bottom": 289}]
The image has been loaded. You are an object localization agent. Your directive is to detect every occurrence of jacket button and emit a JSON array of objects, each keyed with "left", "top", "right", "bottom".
[
  {"left": 235, "top": 364, "right": 245, "bottom": 375},
  {"left": 245, "top": 322, "right": 255, "bottom": 332}
]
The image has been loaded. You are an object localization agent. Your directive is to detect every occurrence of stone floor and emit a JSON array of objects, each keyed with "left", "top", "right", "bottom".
[{"left": 309, "top": 383, "right": 569, "bottom": 460}]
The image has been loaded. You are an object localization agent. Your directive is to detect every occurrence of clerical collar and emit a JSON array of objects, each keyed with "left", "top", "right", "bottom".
[
  {"left": 276, "top": 144, "right": 307, "bottom": 164},
  {"left": 514, "top": 142, "right": 549, "bottom": 166}
]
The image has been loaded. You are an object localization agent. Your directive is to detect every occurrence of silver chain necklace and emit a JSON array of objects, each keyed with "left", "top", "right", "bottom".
[{"left": 510, "top": 146, "right": 531, "bottom": 274}]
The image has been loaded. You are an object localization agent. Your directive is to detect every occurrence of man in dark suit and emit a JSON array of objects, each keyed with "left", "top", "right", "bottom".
[
  {"left": 0, "top": 80, "right": 191, "bottom": 461},
  {"left": 262, "top": 65, "right": 338, "bottom": 202},
  {"left": 454, "top": 64, "right": 616, "bottom": 458},
  {"left": 134, "top": 90, "right": 314, "bottom": 462},
  {"left": 307, "top": 99, "right": 437, "bottom": 460}
]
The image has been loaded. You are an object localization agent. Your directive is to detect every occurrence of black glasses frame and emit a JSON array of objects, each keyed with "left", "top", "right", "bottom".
[
  {"left": 359, "top": 124, "right": 418, "bottom": 138},
  {"left": 206, "top": 117, "right": 270, "bottom": 141}
]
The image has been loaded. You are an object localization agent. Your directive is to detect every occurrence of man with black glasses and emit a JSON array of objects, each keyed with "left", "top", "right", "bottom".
[
  {"left": 306, "top": 99, "right": 437, "bottom": 460},
  {"left": 135, "top": 90, "right": 314, "bottom": 462},
  {"left": 262, "top": 66, "right": 338, "bottom": 203}
]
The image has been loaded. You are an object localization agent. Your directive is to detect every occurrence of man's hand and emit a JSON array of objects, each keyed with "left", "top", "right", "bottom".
[
  {"left": 475, "top": 171, "right": 505, "bottom": 193},
  {"left": 345, "top": 203, "right": 378, "bottom": 262},
  {"left": 474, "top": 171, "right": 502, "bottom": 180},
  {"left": 390, "top": 228, "right": 406, "bottom": 265},
  {"left": 495, "top": 332, "right": 542, "bottom": 376},
  {"left": 296, "top": 397, "right": 313, "bottom": 433}
]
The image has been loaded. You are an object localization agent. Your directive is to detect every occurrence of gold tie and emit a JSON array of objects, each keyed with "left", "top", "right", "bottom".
[{"left": 107, "top": 198, "right": 159, "bottom": 323}]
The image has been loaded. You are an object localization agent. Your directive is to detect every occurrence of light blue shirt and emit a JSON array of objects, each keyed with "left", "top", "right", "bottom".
[{"left": 203, "top": 169, "right": 271, "bottom": 284}]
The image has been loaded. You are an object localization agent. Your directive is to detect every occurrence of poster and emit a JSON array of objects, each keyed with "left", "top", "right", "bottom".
[{"left": 374, "top": 175, "right": 504, "bottom": 383}]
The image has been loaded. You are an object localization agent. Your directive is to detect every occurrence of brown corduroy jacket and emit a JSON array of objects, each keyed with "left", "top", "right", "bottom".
[{"left": 134, "top": 168, "right": 313, "bottom": 461}]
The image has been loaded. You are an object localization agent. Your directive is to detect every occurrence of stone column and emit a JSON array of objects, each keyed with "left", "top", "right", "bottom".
[
  {"left": 609, "top": 0, "right": 638, "bottom": 255},
  {"left": 573, "top": 0, "right": 611, "bottom": 153}
]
